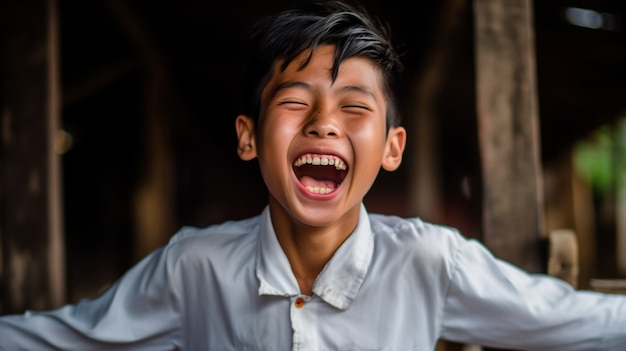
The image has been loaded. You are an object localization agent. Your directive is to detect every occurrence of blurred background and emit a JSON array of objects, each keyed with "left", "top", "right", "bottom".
[{"left": 1, "top": 0, "right": 626, "bottom": 323}]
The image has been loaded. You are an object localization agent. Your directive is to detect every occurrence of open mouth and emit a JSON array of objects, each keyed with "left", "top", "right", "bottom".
[{"left": 293, "top": 153, "right": 349, "bottom": 195}]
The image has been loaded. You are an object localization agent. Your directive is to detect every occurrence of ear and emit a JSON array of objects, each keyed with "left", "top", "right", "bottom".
[
  {"left": 235, "top": 115, "right": 257, "bottom": 161},
  {"left": 381, "top": 126, "right": 406, "bottom": 171}
]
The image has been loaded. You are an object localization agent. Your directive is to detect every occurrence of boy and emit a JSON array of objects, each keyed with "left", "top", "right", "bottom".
[{"left": 1, "top": 1, "right": 625, "bottom": 350}]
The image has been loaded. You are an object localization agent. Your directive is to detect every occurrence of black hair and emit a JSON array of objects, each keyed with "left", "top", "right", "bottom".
[{"left": 241, "top": 0, "right": 404, "bottom": 129}]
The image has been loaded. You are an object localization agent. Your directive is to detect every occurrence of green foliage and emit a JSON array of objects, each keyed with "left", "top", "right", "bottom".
[
  {"left": 574, "top": 126, "right": 613, "bottom": 194},
  {"left": 573, "top": 117, "right": 626, "bottom": 195}
]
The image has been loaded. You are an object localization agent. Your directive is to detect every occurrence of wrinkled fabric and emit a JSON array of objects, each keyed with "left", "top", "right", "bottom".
[{"left": 1, "top": 204, "right": 625, "bottom": 350}]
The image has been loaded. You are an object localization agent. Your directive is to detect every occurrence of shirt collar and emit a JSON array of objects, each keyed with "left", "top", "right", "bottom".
[{"left": 256, "top": 204, "right": 374, "bottom": 310}]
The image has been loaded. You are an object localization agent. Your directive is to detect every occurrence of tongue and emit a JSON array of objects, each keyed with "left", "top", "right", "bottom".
[{"left": 300, "top": 176, "right": 336, "bottom": 190}]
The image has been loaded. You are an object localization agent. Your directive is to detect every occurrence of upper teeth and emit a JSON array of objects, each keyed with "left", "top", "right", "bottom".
[{"left": 294, "top": 154, "right": 347, "bottom": 170}]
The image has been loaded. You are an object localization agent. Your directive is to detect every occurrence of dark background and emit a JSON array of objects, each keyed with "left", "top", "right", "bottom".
[{"left": 54, "top": 0, "right": 626, "bottom": 300}]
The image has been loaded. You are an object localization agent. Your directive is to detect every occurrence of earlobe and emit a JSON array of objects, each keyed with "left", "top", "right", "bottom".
[
  {"left": 235, "top": 115, "right": 258, "bottom": 161},
  {"left": 381, "top": 126, "right": 406, "bottom": 171}
]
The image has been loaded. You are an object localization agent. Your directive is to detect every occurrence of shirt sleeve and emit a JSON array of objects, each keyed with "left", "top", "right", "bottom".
[
  {"left": 440, "top": 235, "right": 626, "bottom": 350},
  {"left": 0, "top": 245, "right": 182, "bottom": 351}
]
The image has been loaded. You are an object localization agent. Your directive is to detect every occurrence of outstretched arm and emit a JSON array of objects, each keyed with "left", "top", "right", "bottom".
[
  {"left": 441, "top": 235, "right": 626, "bottom": 350},
  {"left": 0, "top": 246, "right": 182, "bottom": 351}
]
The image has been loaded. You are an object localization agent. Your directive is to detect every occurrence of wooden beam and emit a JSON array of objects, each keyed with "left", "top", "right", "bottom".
[
  {"left": 473, "top": 0, "right": 545, "bottom": 273},
  {"left": 0, "top": 0, "right": 65, "bottom": 314}
]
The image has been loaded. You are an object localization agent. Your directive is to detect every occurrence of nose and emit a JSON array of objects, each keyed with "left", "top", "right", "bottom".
[{"left": 304, "top": 110, "right": 340, "bottom": 138}]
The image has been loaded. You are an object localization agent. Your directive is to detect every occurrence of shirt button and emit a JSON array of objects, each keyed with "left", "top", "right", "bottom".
[{"left": 294, "top": 297, "right": 305, "bottom": 308}]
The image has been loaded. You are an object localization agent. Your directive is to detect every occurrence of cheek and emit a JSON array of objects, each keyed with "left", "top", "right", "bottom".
[
  {"left": 348, "top": 119, "right": 387, "bottom": 154},
  {"left": 257, "top": 118, "right": 299, "bottom": 163}
]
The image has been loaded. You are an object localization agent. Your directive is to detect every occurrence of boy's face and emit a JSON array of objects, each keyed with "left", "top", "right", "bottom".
[{"left": 236, "top": 45, "right": 405, "bottom": 229}]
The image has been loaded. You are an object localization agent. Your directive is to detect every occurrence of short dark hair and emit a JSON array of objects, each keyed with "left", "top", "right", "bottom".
[{"left": 241, "top": 0, "right": 403, "bottom": 129}]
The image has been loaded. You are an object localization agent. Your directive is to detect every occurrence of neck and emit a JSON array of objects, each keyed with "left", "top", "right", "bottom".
[{"left": 268, "top": 198, "right": 359, "bottom": 295}]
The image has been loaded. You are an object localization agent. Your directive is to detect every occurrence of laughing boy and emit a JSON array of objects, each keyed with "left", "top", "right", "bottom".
[{"left": 1, "top": 1, "right": 625, "bottom": 350}]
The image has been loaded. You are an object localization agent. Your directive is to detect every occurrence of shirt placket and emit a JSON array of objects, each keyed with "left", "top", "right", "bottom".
[{"left": 290, "top": 295, "right": 319, "bottom": 351}]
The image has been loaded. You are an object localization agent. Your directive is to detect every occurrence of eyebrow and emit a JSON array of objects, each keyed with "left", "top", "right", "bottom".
[
  {"left": 338, "top": 85, "right": 377, "bottom": 101},
  {"left": 269, "top": 81, "right": 311, "bottom": 99}
]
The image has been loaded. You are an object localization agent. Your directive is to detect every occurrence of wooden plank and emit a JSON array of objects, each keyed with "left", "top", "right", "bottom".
[
  {"left": 473, "top": 0, "right": 544, "bottom": 273},
  {"left": 590, "top": 279, "right": 626, "bottom": 294},
  {"left": 0, "top": 0, "right": 65, "bottom": 314},
  {"left": 46, "top": 0, "right": 65, "bottom": 313},
  {"left": 571, "top": 166, "right": 596, "bottom": 289}
]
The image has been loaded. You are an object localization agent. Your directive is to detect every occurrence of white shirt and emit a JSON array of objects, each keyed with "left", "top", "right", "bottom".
[{"left": 1, "top": 204, "right": 625, "bottom": 350}]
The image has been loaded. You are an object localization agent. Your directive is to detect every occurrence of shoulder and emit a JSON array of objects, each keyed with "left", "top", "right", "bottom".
[
  {"left": 368, "top": 213, "right": 465, "bottom": 272},
  {"left": 163, "top": 215, "right": 262, "bottom": 264},
  {"left": 170, "top": 215, "right": 261, "bottom": 243},
  {"left": 369, "top": 213, "right": 464, "bottom": 249}
]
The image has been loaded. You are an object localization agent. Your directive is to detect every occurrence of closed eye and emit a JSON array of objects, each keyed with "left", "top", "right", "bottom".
[
  {"left": 277, "top": 100, "right": 309, "bottom": 112},
  {"left": 343, "top": 105, "right": 372, "bottom": 111},
  {"left": 278, "top": 101, "right": 308, "bottom": 106}
]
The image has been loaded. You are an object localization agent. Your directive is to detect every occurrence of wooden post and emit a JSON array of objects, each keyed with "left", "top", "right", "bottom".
[
  {"left": 473, "top": 0, "right": 544, "bottom": 273},
  {"left": 0, "top": 0, "right": 65, "bottom": 314}
]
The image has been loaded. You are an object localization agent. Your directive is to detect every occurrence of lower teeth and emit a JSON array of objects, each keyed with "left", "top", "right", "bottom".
[{"left": 306, "top": 186, "right": 333, "bottom": 194}]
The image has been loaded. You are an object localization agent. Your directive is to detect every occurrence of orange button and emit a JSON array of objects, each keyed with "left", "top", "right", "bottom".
[{"left": 294, "top": 297, "right": 305, "bottom": 308}]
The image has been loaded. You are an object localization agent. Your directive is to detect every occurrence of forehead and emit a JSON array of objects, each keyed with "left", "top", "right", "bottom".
[{"left": 263, "top": 45, "right": 386, "bottom": 99}]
